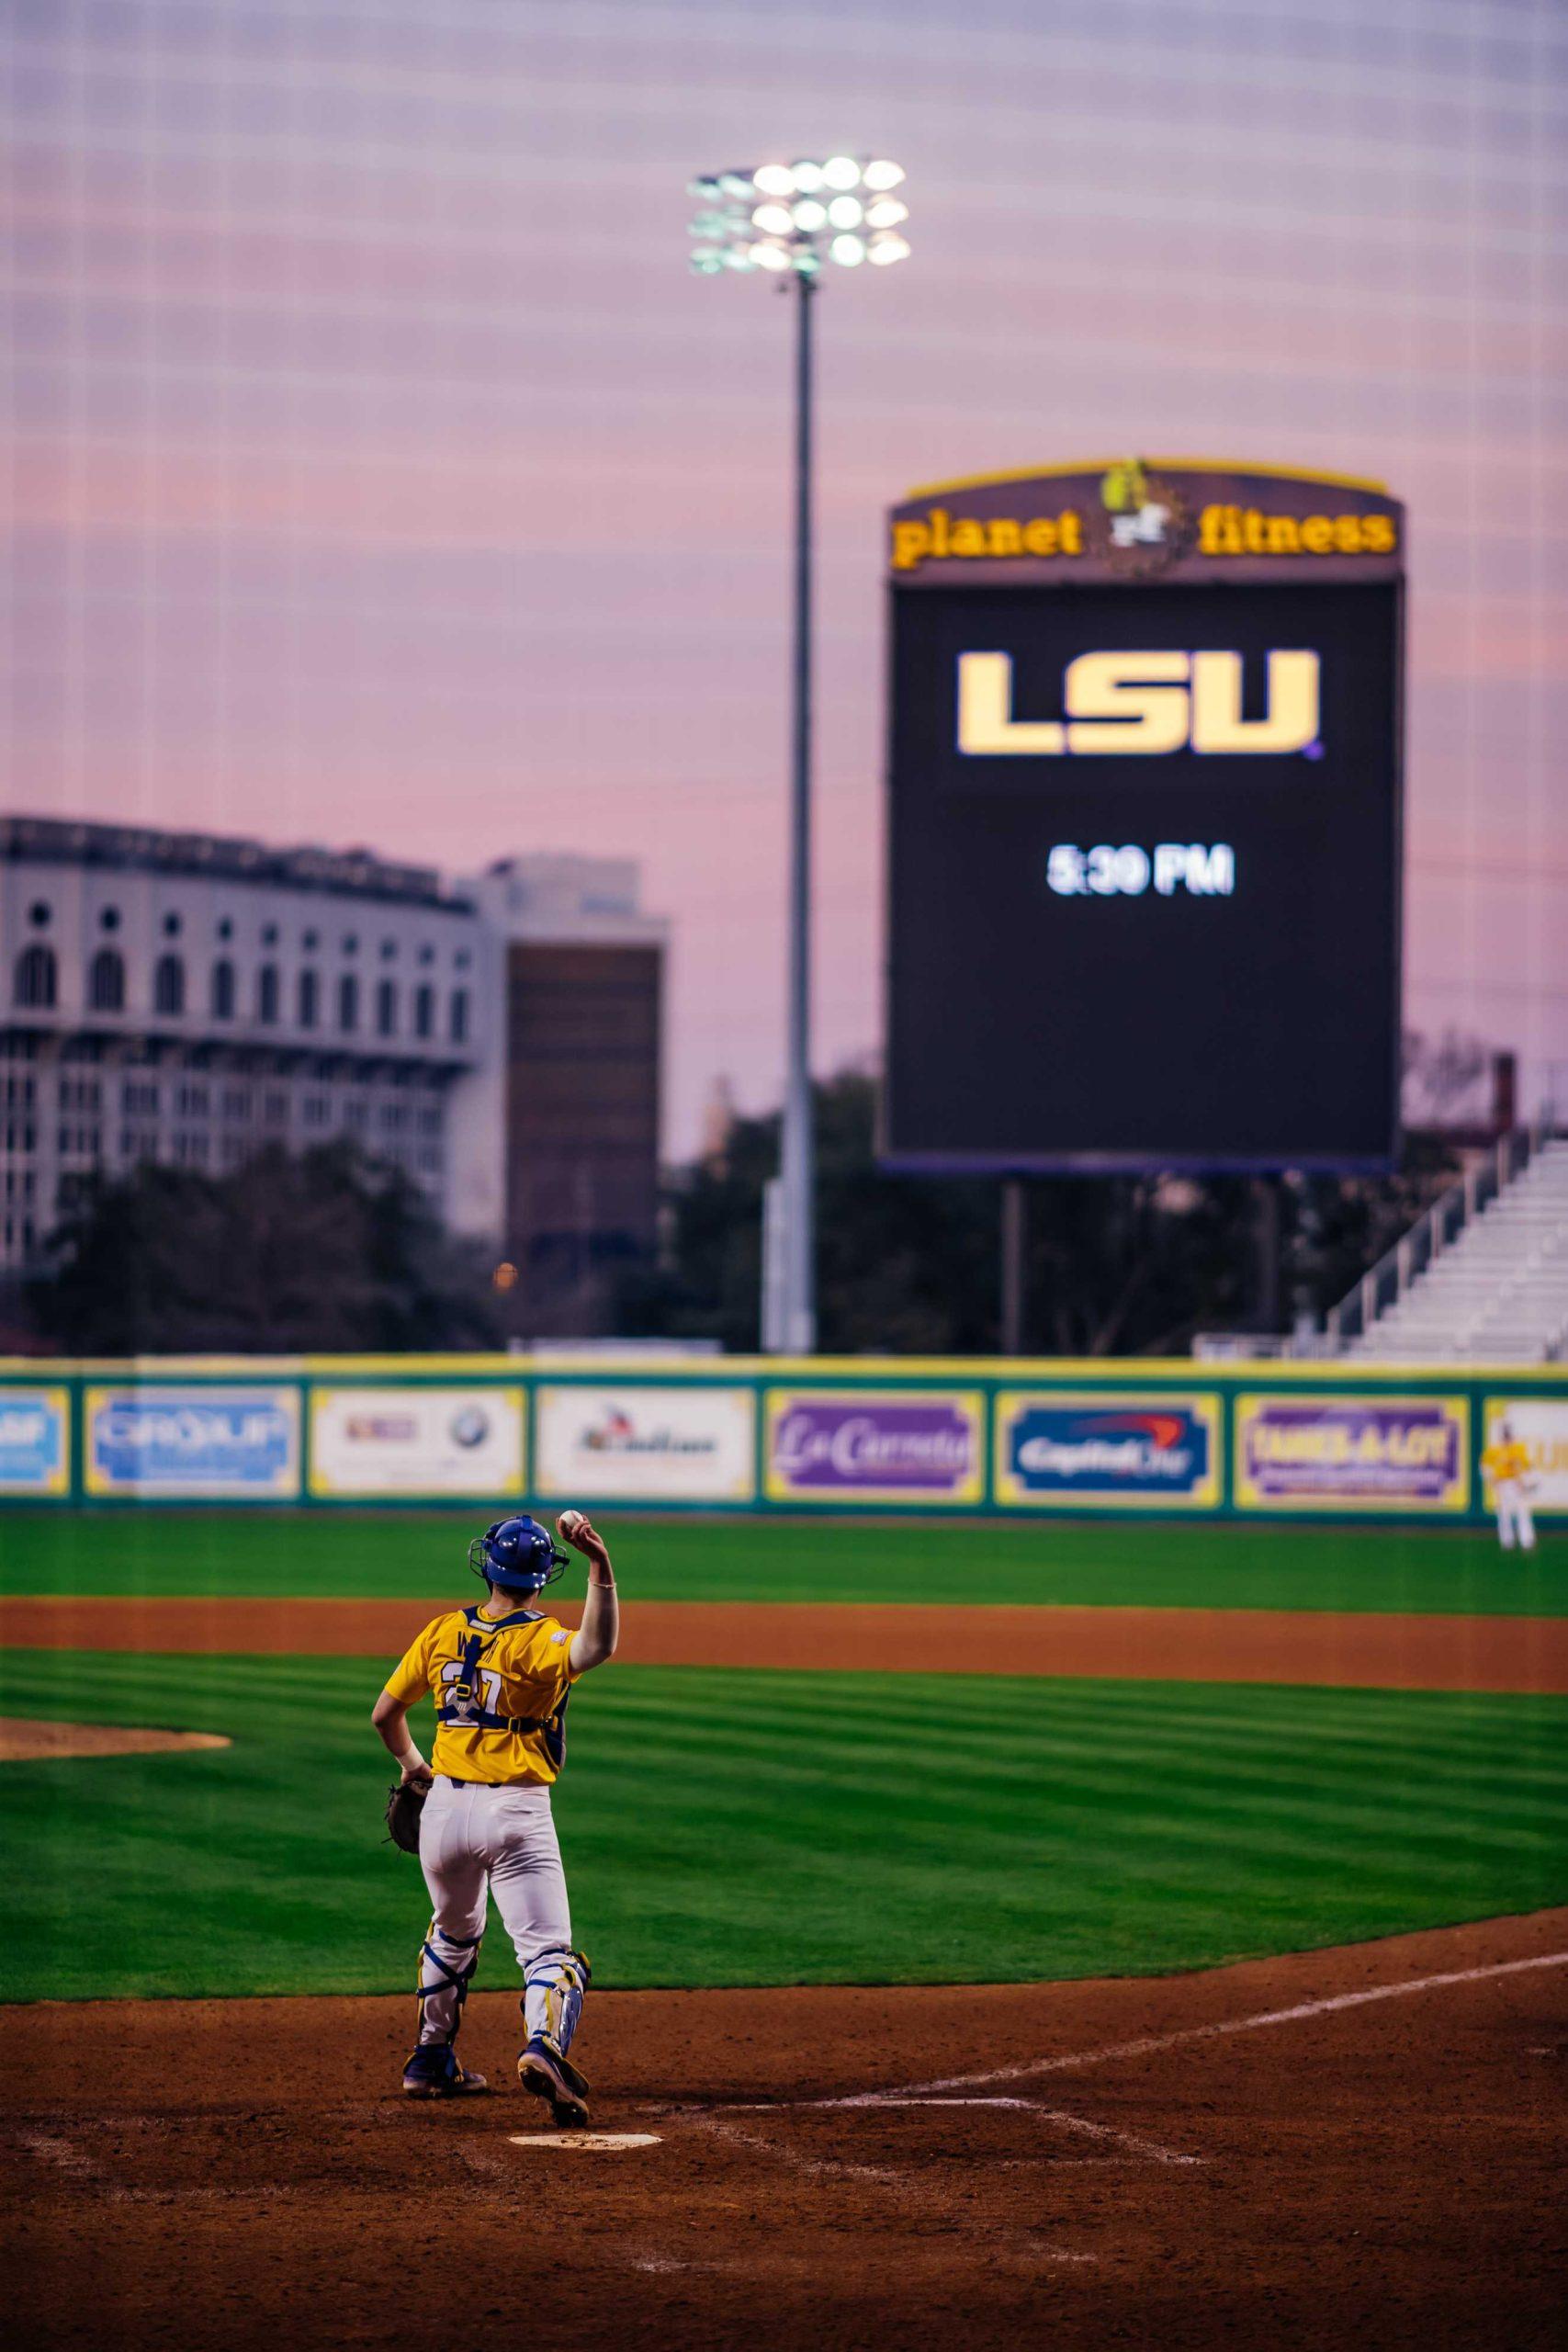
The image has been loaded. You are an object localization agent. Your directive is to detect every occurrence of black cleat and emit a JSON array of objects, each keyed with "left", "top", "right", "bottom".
[{"left": 518, "top": 2034, "right": 591, "bottom": 2128}]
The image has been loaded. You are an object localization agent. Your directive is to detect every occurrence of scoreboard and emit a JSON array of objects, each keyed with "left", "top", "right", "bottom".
[{"left": 882, "top": 461, "right": 1404, "bottom": 1172}]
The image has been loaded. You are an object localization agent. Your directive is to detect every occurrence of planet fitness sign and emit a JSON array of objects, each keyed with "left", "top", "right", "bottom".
[
  {"left": 764, "top": 1391, "right": 985, "bottom": 1505},
  {"left": 1234, "top": 1394, "right": 1469, "bottom": 1511},
  {"left": 994, "top": 1391, "right": 1221, "bottom": 1509},
  {"left": 85, "top": 1385, "right": 301, "bottom": 1498}
]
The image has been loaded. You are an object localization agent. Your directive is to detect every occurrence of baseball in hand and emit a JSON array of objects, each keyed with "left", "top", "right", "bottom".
[{"left": 558, "top": 1510, "right": 588, "bottom": 1545}]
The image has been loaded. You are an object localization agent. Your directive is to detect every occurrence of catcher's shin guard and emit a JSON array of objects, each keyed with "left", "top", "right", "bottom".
[
  {"left": 414, "top": 1920, "right": 482, "bottom": 2049},
  {"left": 522, "top": 1945, "right": 590, "bottom": 2057}
]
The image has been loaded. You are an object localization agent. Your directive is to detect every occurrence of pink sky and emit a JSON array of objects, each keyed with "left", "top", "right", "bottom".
[{"left": 5, "top": 0, "right": 1565, "bottom": 1150}]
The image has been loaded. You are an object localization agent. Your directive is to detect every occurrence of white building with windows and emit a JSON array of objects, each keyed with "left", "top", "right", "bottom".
[{"left": 0, "top": 817, "right": 498, "bottom": 1269}]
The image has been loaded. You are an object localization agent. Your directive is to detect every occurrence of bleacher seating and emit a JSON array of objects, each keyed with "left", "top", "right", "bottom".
[{"left": 1348, "top": 1139, "right": 1568, "bottom": 1363}]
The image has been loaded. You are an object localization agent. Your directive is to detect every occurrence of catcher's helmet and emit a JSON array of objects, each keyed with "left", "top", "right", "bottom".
[{"left": 468, "top": 1514, "right": 569, "bottom": 1597}]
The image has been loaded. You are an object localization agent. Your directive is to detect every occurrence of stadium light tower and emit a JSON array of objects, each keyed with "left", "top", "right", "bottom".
[{"left": 689, "top": 156, "right": 910, "bottom": 1355}]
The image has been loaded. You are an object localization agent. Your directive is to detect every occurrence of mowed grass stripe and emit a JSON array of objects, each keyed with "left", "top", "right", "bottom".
[
  {"left": 0, "top": 1653, "right": 1563, "bottom": 2001},
  {"left": 3, "top": 1508, "right": 1562, "bottom": 1616}
]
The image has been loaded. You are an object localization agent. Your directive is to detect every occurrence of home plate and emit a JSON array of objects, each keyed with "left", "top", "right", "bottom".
[{"left": 507, "top": 2132, "right": 661, "bottom": 2152}]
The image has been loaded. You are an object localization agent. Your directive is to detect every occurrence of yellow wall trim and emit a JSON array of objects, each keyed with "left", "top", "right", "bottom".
[{"left": 898, "top": 458, "right": 1390, "bottom": 503}]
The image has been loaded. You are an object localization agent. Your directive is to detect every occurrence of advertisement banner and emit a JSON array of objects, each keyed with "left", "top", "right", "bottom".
[
  {"left": 994, "top": 1391, "right": 1221, "bottom": 1509},
  {"left": 0, "top": 1386, "right": 70, "bottom": 1496},
  {"left": 1235, "top": 1393, "right": 1469, "bottom": 1511},
  {"left": 1482, "top": 1397, "right": 1568, "bottom": 1515},
  {"left": 764, "top": 1390, "right": 986, "bottom": 1505},
  {"left": 85, "top": 1385, "right": 300, "bottom": 1499},
  {"left": 309, "top": 1387, "right": 525, "bottom": 1498},
  {"left": 535, "top": 1385, "right": 756, "bottom": 1503}
]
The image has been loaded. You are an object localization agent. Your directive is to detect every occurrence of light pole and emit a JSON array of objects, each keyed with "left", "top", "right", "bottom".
[{"left": 688, "top": 156, "right": 910, "bottom": 1354}]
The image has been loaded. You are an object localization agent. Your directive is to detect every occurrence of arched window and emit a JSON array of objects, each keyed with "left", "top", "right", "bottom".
[
  {"left": 298, "top": 968, "right": 319, "bottom": 1029},
  {"left": 257, "top": 964, "right": 279, "bottom": 1024},
  {"left": 210, "top": 958, "right": 236, "bottom": 1019},
  {"left": 153, "top": 954, "right": 186, "bottom": 1015},
  {"left": 413, "top": 984, "right": 434, "bottom": 1039},
  {"left": 376, "top": 978, "right": 398, "bottom": 1037},
  {"left": 338, "top": 973, "right": 359, "bottom": 1033},
  {"left": 449, "top": 988, "right": 469, "bottom": 1045},
  {"left": 13, "top": 944, "right": 57, "bottom": 1009},
  {"left": 87, "top": 948, "right": 125, "bottom": 1012}
]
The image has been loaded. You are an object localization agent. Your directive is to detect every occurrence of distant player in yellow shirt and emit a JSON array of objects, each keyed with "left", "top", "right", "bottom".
[
  {"left": 1480, "top": 1422, "right": 1537, "bottom": 1554},
  {"left": 371, "top": 1510, "right": 618, "bottom": 2117}
]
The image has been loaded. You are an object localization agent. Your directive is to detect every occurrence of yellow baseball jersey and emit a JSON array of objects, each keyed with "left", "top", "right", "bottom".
[
  {"left": 384, "top": 1604, "right": 580, "bottom": 1787},
  {"left": 1481, "top": 1440, "right": 1531, "bottom": 1487}
]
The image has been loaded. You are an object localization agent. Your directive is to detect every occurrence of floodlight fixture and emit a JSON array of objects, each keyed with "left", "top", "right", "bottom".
[
  {"left": 685, "top": 155, "right": 908, "bottom": 278},
  {"left": 685, "top": 153, "right": 910, "bottom": 1359}
]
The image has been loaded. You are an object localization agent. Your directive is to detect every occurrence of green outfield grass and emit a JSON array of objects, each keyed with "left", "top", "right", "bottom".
[
  {"left": 1, "top": 1651, "right": 1563, "bottom": 2004},
  {"left": 0, "top": 1508, "right": 1560, "bottom": 1614}
]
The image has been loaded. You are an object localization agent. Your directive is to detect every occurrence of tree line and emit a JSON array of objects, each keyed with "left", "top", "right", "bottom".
[{"left": 17, "top": 1073, "right": 1459, "bottom": 1356}]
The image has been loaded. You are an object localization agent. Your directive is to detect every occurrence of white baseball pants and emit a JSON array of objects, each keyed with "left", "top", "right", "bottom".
[
  {"left": 1495, "top": 1488, "right": 1537, "bottom": 1551},
  {"left": 415, "top": 1778, "right": 576, "bottom": 2049}
]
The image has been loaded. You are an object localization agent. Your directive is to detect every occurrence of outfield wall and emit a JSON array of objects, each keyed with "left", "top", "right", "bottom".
[{"left": 2, "top": 1355, "right": 1567, "bottom": 1524}]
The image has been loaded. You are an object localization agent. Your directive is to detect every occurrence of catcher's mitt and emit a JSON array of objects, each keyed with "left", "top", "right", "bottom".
[{"left": 385, "top": 1779, "right": 430, "bottom": 1855}]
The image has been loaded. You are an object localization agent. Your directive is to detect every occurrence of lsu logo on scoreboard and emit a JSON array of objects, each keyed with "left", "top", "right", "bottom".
[{"left": 957, "top": 649, "right": 1320, "bottom": 756}]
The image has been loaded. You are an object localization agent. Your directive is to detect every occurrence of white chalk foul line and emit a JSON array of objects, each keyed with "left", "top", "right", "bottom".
[
  {"left": 784, "top": 2093, "right": 1201, "bottom": 2166},
  {"left": 791, "top": 1949, "right": 1568, "bottom": 2109}
]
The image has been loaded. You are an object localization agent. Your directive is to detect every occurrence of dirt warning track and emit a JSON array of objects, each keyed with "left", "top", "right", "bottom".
[
  {"left": 2, "top": 1593, "right": 1566, "bottom": 1690},
  {"left": 5, "top": 1910, "right": 1563, "bottom": 2352}
]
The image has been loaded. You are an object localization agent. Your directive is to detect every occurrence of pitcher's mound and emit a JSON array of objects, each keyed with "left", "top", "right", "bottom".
[{"left": 0, "top": 1718, "right": 231, "bottom": 1762}]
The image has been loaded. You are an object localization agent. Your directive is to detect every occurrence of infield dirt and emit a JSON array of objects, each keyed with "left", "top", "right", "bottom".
[
  {"left": 3, "top": 1595, "right": 1565, "bottom": 1690},
  {"left": 6, "top": 1910, "right": 1564, "bottom": 2351},
  {"left": 0, "top": 1719, "right": 231, "bottom": 1761}
]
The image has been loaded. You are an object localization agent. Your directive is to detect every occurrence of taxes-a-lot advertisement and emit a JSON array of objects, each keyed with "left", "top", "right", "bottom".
[{"left": 1235, "top": 1394, "right": 1468, "bottom": 1511}]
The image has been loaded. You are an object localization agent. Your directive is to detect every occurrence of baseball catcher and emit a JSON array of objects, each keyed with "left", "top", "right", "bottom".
[{"left": 371, "top": 1509, "right": 618, "bottom": 2121}]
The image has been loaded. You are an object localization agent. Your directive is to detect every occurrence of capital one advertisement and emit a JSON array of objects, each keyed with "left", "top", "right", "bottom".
[
  {"left": 85, "top": 1385, "right": 301, "bottom": 1498},
  {"left": 765, "top": 1390, "right": 985, "bottom": 1505},
  {"left": 309, "top": 1386, "right": 525, "bottom": 1498},
  {"left": 995, "top": 1391, "right": 1220, "bottom": 1508},
  {"left": 535, "top": 1385, "right": 757, "bottom": 1502},
  {"left": 0, "top": 1386, "right": 70, "bottom": 1495},
  {"left": 1235, "top": 1394, "right": 1469, "bottom": 1511},
  {"left": 1482, "top": 1397, "right": 1568, "bottom": 1514}
]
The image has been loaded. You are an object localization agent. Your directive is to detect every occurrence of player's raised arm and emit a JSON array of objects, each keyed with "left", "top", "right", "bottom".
[{"left": 560, "top": 1510, "right": 618, "bottom": 1673}]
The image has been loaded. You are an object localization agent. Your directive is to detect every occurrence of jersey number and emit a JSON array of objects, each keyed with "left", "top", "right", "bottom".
[{"left": 440, "top": 1659, "right": 502, "bottom": 1724}]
